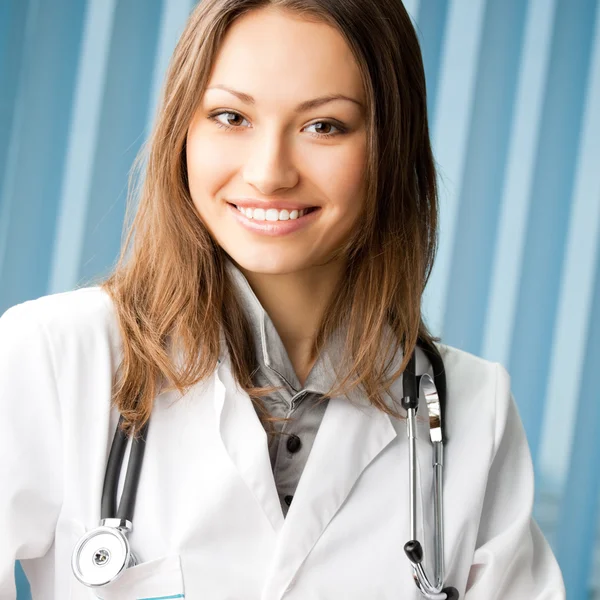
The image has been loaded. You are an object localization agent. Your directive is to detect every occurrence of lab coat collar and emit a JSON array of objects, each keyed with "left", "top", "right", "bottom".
[
  {"left": 213, "top": 352, "right": 400, "bottom": 597},
  {"left": 262, "top": 391, "right": 399, "bottom": 598},
  {"left": 213, "top": 355, "right": 285, "bottom": 532}
]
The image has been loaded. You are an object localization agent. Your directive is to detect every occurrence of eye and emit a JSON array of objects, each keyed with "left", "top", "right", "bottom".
[
  {"left": 208, "top": 111, "right": 250, "bottom": 130},
  {"left": 304, "top": 121, "right": 344, "bottom": 139}
]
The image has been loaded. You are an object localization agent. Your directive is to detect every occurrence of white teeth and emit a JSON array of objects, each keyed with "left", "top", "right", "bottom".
[{"left": 235, "top": 205, "right": 311, "bottom": 221}]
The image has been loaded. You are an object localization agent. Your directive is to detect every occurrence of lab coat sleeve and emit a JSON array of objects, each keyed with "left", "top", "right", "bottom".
[
  {"left": 464, "top": 363, "right": 565, "bottom": 599},
  {"left": 0, "top": 304, "right": 63, "bottom": 599}
]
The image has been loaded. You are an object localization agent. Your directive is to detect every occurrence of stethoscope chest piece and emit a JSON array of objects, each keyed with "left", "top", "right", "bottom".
[
  {"left": 71, "top": 524, "right": 137, "bottom": 587},
  {"left": 71, "top": 416, "right": 149, "bottom": 589}
]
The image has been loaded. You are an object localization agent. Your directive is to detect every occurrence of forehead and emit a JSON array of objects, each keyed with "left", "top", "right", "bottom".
[{"left": 206, "top": 7, "right": 366, "bottom": 107}]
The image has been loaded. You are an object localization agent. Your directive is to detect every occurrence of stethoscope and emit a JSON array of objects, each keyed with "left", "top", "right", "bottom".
[
  {"left": 71, "top": 341, "right": 459, "bottom": 598},
  {"left": 402, "top": 343, "right": 459, "bottom": 599},
  {"left": 71, "top": 417, "right": 149, "bottom": 587}
]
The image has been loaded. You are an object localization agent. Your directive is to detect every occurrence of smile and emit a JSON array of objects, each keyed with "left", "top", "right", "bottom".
[{"left": 226, "top": 203, "right": 321, "bottom": 237}]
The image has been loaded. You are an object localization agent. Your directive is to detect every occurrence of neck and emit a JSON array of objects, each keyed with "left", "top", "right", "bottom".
[{"left": 238, "top": 259, "right": 345, "bottom": 386}]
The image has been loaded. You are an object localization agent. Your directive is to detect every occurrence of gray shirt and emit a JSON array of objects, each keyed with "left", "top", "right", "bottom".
[{"left": 225, "top": 259, "right": 340, "bottom": 517}]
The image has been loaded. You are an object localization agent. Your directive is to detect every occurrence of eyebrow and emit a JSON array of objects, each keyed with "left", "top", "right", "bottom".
[{"left": 206, "top": 84, "right": 364, "bottom": 112}]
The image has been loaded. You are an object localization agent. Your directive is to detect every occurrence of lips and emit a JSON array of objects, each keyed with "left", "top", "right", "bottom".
[{"left": 226, "top": 201, "right": 320, "bottom": 236}]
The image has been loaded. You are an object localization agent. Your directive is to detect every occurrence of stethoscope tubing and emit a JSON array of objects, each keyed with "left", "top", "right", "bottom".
[{"left": 101, "top": 415, "right": 150, "bottom": 522}]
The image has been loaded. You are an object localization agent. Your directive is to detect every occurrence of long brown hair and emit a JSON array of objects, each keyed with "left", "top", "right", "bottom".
[{"left": 100, "top": 0, "right": 439, "bottom": 435}]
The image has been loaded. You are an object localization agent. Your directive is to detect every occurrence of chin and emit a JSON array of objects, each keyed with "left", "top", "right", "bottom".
[{"left": 225, "top": 247, "right": 314, "bottom": 275}]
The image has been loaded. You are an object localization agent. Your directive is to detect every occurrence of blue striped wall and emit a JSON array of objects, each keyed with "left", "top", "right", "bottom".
[{"left": 1, "top": 1, "right": 599, "bottom": 598}]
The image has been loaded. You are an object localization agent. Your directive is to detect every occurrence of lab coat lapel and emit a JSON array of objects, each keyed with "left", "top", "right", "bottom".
[
  {"left": 213, "top": 362, "right": 285, "bottom": 533},
  {"left": 261, "top": 391, "right": 398, "bottom": 600}
]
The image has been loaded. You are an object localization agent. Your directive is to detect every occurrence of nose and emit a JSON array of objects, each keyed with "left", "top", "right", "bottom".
[{"left": 242, "top": 127, "right": 299, "bottom": 195}]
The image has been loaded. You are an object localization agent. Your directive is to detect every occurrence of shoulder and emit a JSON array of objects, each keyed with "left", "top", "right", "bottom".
[
  {"left": 435, "top": 341, "right": 509, "bottom": 390},
  {"left": 433, "top": 342, "right": 512, "bottom": 440},
  {"left": 0, "top": 286, "right": 122, "bottom": 361},
  {"left": 1, "top": 286, "right": 117, "bottom": 334}
]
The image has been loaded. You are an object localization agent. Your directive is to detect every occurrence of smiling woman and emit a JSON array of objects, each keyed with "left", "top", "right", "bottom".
[
  {"left": 104, "top": 0, "right": 439, "bottom": 421},
  {"left": 0, "top": 1, "right": 565, "bottom": 599}
]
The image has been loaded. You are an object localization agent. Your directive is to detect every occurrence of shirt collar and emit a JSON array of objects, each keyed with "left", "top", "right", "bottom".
[{"left": 224, "top": 257, "right": 342, "bottom": 396}]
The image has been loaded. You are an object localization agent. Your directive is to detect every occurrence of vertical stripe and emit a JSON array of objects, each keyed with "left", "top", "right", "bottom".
[
  {"left": 0, "top": 0, "right": 38, "bottom": 307},
  {"left": 538, "top": 0, "right": 600, "bottom": 493},
  {"left": 146, "top": 0, "right": 195, "bottom": 131},
  {"left": 421, "top": 0, "right": 487, "bottom": 336},
  {"left": 77, "top": 0, "right": 163, "bottom": 285},
  {"left": 482, "top": 0, "right": 557, "bottom": 367},
  {"left": 443, "top": 0, "right": 528, "bottom": 355},
  {"left": 48, "top": 0, "right": 117, "bottom": 294},
  {"left": 0, "top": 0, "right": 30, "bottom": 206},
  {"left": 554, "top": 223, "right": 600, "bottom": 598},
  {"left": 0, "top": 0, "right": 87, "bottom": 314},
  {"left": 415, "top": 0, "right": 450, "bottom": 127},
  {"left": 541, "top": 5, "right": 600, "bottom": 581},
  {"left": 508, "top": 0, "right": 598, "bottom": 463}
]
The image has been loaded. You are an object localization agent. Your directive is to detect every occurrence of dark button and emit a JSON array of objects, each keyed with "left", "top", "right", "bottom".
[
  {"left": 284, "top": 494, "right": 293, "bottom": 506},
  {"left": 286, "top": 434, "right": 302, "bottom": 453}
]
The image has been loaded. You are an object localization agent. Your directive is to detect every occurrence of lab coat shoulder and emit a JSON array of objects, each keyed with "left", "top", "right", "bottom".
[
  {"left": 436, "top": 341, "right": 501, "bottom": 414},
  {"left": 3, "top": 285, "right": 123, "bottom": 403},
  {"left": 0, "top": 287, "right": 118, "bottom": 598},
  {"left": 429, "top": 342, "right": 505, "bottom": 462},
  {"left": 435, "top": 342, "right": 525, "bottom": 470},
  {"left": 434, "top": 343, "right": 565, "bottom": 598},
  {"left": 3, "top": 285, "right": 120, "bottom": 357}
]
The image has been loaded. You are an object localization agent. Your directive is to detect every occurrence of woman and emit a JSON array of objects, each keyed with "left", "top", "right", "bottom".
[{"left": 0, "top": 0, "right": 565, "bottom": 598}]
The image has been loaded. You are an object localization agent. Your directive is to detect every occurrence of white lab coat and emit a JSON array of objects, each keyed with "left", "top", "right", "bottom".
[{"left": 0, "top": 287, "right": 565, "bottom": 600}]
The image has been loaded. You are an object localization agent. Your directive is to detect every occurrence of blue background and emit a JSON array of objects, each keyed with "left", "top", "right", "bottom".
[{"left": 1, "top": 0, "right": 599, "bottom": 597}]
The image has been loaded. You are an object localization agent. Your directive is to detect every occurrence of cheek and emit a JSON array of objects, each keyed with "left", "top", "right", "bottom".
[
  {"left": 186, "top": 128, "right": 235, "bottom": 206},
  {"left": 310, "top": 140, "right": 367, "bottom": 218}
]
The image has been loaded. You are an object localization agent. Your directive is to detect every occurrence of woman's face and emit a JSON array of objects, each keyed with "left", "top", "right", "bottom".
[{"left": 186, "top": 6, "right": 368, "bottom": 275}]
